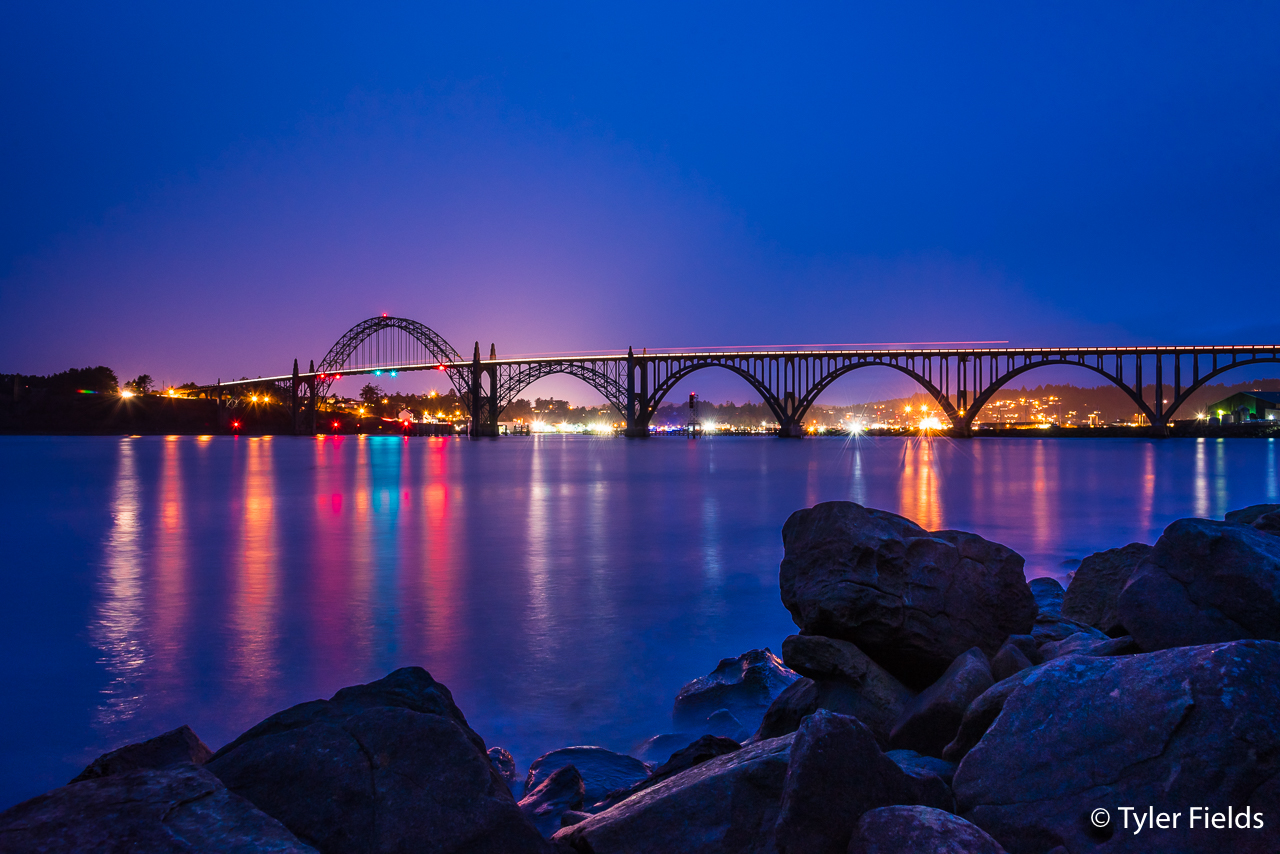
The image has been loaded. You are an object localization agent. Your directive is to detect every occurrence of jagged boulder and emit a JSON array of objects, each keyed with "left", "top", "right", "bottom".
[
  {"left": 70, "top": 724, "right": 214, "bottom": 783},
  {"left": 206, "top": 667, "right": 549, "bottom": 854},
  {"left": 1060, "top": 543, "right": 1151, "bottom": 635},
  {"left": 553, "top": 734, "right": 796, "bottom": 854},
  {"left": 988, "top": 642, "right": 1032, "bottom": 682},
  {"left": 594, "top": 735, "right": 742, "bottom": 810},
  {"left": 889, "top": 648, "right": 994, "bottom": 758},
  {"left": 1255, "top": 509, "right": 1280, "bottom": 537},
  {"left": 778, "top": 502, "right": 1035, "bottom": 688},
  {"left": 523, "top": 747, "right": 649, "bottom": 809},
  {"left": 849, "top": 806, "right": 1008, "bottom": 854},
  {"left": 1225, "top": 503, "right": 1280, "bottom": 525},
  {"left": 953, "top": 641, "right": 1280, "bottom": 854},
  {"left": 518, "top": 764, "right": 584, "bottom": 838},
  {"left": 1116, "top": 518, "right": 1280, "bottom": 650},
  {"left": 780, "top": 634, "right": 914, "bottom": 743},
  {"left": 672, "top": 648, "right": 798, "bottom": 734},
  {"left": 0, "top": 764, "right": 315, "bottom": 853},
  {"left": 941, "top": 667, "right": 1043, "bottom": 764}
]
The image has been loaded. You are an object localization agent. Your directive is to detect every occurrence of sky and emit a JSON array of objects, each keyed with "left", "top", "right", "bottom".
[{"left": 2, "top": 3, "right": 1278, "bottom": 404}]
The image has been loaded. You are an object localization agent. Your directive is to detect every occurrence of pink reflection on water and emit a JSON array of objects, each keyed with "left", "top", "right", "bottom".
[
  {"left": 231, "top": 438, "right": 279, "bottom": 699},
  {"left": 312, "top": 436, "right": 354, "bottom": 678},
  {"left": 899, "top": 438, "right": 943, "bottom": 531},
  {"left": 151, "top": 437, "right": 189, "bottom": 702}
]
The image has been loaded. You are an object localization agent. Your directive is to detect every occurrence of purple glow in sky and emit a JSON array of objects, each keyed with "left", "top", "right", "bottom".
[{"left": 3, "top": 4, "right": 1278, "bottom": 404}]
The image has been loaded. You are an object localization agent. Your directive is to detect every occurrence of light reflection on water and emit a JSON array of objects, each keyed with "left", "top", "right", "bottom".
[{"left": 3, "top": 433, "right": 1279, "bottom": 809}]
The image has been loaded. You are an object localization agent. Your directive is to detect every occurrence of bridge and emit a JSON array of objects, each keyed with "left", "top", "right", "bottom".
[{"left": 195, "top": 315, "right": 1280, "bottom": 436}]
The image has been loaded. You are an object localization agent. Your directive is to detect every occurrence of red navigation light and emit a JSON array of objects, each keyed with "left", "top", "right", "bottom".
[
  {"left": 334, "top": 373, "right": 341, "bottom": 380},
  {"left": 382, "top": 312, "right": 387, "bottom": 317},
  {"left": 437, "top": 365, "right": 445, "bottom": 371},
  {"left": 331, "top": 420, "right": 340, "bottom": 430},
  {"left": 231, "top": 420, "right": 242, "bottom": 431}
]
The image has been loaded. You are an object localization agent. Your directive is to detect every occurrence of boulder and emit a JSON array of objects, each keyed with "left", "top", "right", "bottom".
[
  {"left": 1038, "top": 633, "right": 1139, "bottom": 661},
  {"left": 673, "top": 648, "right": 798, "bottom": 734},
  {"left": 754, "top": 677, "right": 820, "bottom": 741},
  {"left": 1060, "top": 543, "right": 1151, "bottom": 635},
  {"left": 988, "top": 642, "right": 1032, "bottom": 682},
  {"left": 889, "top": 648, "right": 994, "bottom": 758},
  {"left": 593, "top": 735, "right": 742, "bottom": 810},
  {"left": 1116, "top": 518, "right": 1280, "bottom": 650},
  {"left": 1000, "top": 634, "right": 1041, "bottom": 665},
  {"left": 1030, "top": 612, "right": 1106, "bottom": 647},
  {"left": 780, "top": 634, "right": 915, "bottom": 742},
  {"left": 953, "top": 641, "right": 1280, "bottom": 854},
  {"left": 632, "top": 733, "right": 700, "bottom": 765},
  {"left": 940, "top": 668, "right": 1040, "bottom": 764},
  {"left": 488, "top": 747, "right": 518, "bottom": 790},
  {"left": 1027, "top": 577, "right": 1064, "bottom": 616},
  {"left": 524, "top": 746, "right": 649, "bottom": 808},
  {"left": 1254, "top": 509, "right": 1280, "bottom": 537},
  {"left": 0, "top": 764, "right": 315, "bottom": 853},
  {"left": 206, "top": 667, "right": 548, "bottom": 854},
  {"left": 1225, "top": 503, "right": 1280, "bottom": 525},
  {"left": 705, "top": 709, "right": 749, "bottom": 741},
  {"left": 778, "top": 502, "right": 1036, "bottom": 688},
  {"left": 517, "top": 764, "right": 584, "bottom": 838},
  {"left": 848, "top": 806, "right": 1008, "bottom": 854},
  {"left": 553, "top": 733, "right": 796, "bottom": 854},
  {"left": 70, "top": 724, "right": 214, "bottom": 783},
  {"left": 775, "top": 710, "right": 951, "bottom": 854}
]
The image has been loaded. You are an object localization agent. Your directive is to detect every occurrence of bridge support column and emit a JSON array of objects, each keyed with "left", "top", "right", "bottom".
[
  {"left": 779, "top": 391, "right": 804, "bottom": 437},
  {"left": 486, "top": 344, "right": 499, "bottom": 435},
  {"left": 625, "top": 352, "right": 650, "bottom": 437},
  {"left": 306, "top": 360, "right": 317, "bottom": 434},
  {"left": 290, "top": 359, "right": 300, "bottom": 435}
]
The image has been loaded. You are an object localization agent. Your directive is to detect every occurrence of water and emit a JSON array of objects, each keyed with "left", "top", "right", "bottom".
[{"left": 1, "top": 433, "right": 1277, "bottom": 809}]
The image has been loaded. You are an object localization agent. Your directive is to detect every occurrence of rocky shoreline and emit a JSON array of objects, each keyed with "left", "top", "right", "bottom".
[{"left": 3, "top": 501, "right": 1279, "bottom": 853}]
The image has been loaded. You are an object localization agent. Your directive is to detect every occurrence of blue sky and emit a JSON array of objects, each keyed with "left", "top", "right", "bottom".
[{"left": 2, "top": 3, "right": 1278, "bottom": 402}]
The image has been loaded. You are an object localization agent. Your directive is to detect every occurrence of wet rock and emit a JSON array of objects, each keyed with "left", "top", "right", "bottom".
[
  {"left": 70, "top": 724, "right": 214, "bottom": 783},
  {"left": 672, "top": 648, "right": 799, "bottom": 735},
  {"left": 0, "top": 764, "right": 315, "bottom": 853},
  {"left": 848, "top": 806, "right": 1008, "bottom": 854},
  {"left": 488, "top": 747, "right": 518, "bottom": 791},
  {"left": 705, "top": 709, "right": 749, "bottom": 741},
  {"left": 1116, "top": 518, "right": 1280, "bottom": 650},
  {"left": 889, "top": 648, "right": 994, "bottom": 758},
  {"left": 780, "top": 634, "right": 915, "bottom": 742},
  {"left": 1060, "top": 543, "right": 1151, "bottom": 635},
  {"left": 953, "top": 641, "right": 1280, "bottom": 854},
  {"left": 206, "top": 666, "right": 548, "bottom": 854},
  {"left": 1038, "top": 632, "right": 1139, "bottom": 661},
  {"left": 632, "top": 733, "right": 699, "bottom": 765},
  {"left": 524, "top": 746, "right": 649, "bottom": 808},
  {"left": 1253, "top": 509, "right": 1280, "bottom": 537},
  {"left": 988, "top": 642, "right": 1032, "bottom": 682},
  {"left": 778, "top": 502, "right": 1035, "bottom": 688},
  {"left": 775, "top": 710, "right": 951, "bottom": 854},
  {"left": 518, "top": 764, "right": 584, "bottom": 838},
  {"left": 594, "top": 735, "right": 742, "bottom": 810},
  {"left": 1225, "top": 503, "right": 1280, "bottom": 525},
  {"left": 553, "top": 733, "right": 795, "bottom": 854}
]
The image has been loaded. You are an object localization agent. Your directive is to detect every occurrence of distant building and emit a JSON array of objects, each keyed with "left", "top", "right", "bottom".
[{"left": 1204, "top": 391, "right": 1280, "bottom": 422}]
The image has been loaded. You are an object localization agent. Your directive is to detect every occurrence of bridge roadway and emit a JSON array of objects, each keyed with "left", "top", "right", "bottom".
[{"left": 194, "top": 315, "right": 1280, "bottom": 436}]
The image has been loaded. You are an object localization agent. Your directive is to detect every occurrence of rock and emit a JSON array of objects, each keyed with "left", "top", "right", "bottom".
[
  {"left": 632, "top": 733, "right": 699, "bottom": 765},
  {"left": 848, "top": 806, "right": 1008, "bottom": 854},
  {"left": 70, "top": 724, "right": 214, "bottom": 783},
  {"left": 524, "top": 746, "right": 649, "bottom": 808},
  {"left": 1027, "top": 577, "right": 1064, "bottom": 616},
  {"left": 206, "top": 666, "right": 548, "bottom": 854},
  {"left": 560, "top": 810, "right": 591, "bottom": 828},
  {"left": 0, "top": 764, "right": 316, "bottom": 853},
  {"left": 940, "top": 668, "right": 1038, "bottom": 764},
  {"left": 1000, "top": 634, "right": 1041, "bottom": 665},
  {"left": 889, "top": 648, "right": 994, "bottom": 758},
  {"left": 552, "top": 733, "right": 795, "bottom": 854},
  {"left": 754, "top": 677, "right": 820, "bottom": 741},
  {"left": 1254, "top": 509, "right": 1280, "bottom": 537},
  {"left": 778, "top": 502, "right": 1036, "bottom": 688},
  {"left": 1030, "top": 612, "right": 1106, "bottom": 647},
  {"left": 672, "top": 648, "right": 799, "bottom": 734},
  {"left": 988, "top": 642, "right": 1032, "bottom": 682},
  {"left": 953, "top": 641, "right": 1280, "bottom": 854},
  {"left": 517, "top": 764, "right": 584, "bottom": 838},
  {"left": 593, "top": 735, "right": 742, "bottom": 811},
  {"left": 780, "top": 634, "right": 915, "bottom": 742},
  {"left": 1060, "top": 543, "right": 1151, "bottom": 635},
  {"left": 1116, "top": 518, "right": 1280, "bottom": 650},
  {"left": 705, "top": 709, "right": 748, "bottom": 740},
  {"left": 775, "top": 710, "right": 951, "bottom": 854},
  {"left": 1225, "top": 503, "right": 1280, "bottom": 525},
  {"left": 1038, "top": 633, "right": 1139, "bottom": 661},
  {"left": 885, "top": 749, "right": 957, "bottom": 786},
  {"left": 488, "top": 746, "right": 518, "bottom": 790}
]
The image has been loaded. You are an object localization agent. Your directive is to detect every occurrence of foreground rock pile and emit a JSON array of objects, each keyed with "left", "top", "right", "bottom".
[{"left": 4, "top": 500, "right": 1280, "bottom": 853}]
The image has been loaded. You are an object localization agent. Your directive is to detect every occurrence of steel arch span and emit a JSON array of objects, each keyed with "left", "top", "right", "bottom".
[{"left": 315, "top": 315, "right": 468, "bottom": 399}]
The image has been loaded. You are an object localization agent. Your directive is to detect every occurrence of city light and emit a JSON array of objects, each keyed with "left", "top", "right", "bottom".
[{"left": 120, "top": 389, "right": 135, "bottom": 398}]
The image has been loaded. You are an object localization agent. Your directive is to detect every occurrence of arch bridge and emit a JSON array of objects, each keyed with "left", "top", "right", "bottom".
[{"left": 194, "top": 316, "right": 1280, "bottom": 436}]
